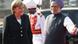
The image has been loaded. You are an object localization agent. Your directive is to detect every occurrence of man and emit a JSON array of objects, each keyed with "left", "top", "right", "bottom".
[
  {"left": 23, "top": 1, "right": 44, "bottom": 44},
  {"left": 43, "top": 0, "right": 78, "bottom": 44}
]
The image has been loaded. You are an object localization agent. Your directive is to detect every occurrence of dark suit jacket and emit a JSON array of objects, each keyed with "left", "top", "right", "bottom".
[{"left": 4, "top": 14, "right": 32, "bottom": 44}]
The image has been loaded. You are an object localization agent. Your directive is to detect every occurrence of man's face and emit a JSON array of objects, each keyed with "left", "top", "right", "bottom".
[
  {"left": 50, "top": 3, "right": 61, "bottom": 14},
  {"left": 28, "top": 8, "right": 36, "bottom": 14}
]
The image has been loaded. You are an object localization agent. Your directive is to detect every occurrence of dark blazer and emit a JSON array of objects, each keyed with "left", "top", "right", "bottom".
[{"left": 4, "top": 14, "right": 32, "bottom": 44}]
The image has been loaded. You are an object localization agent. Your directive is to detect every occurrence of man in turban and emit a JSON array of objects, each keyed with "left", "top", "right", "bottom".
[{"left": 23, "top": 0, "right": 45, "bottom": 44}]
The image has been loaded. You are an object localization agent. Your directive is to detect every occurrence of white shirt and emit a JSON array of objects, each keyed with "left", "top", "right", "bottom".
[
  {"left": 40, "top": 15, "right": 45, "bottom": 32},
  {"left": 28, "top": 13, "right": 42, "bottom": 30},
  {"left": 17, "top": 19, "right": 21, "bottom": 25},
  {"left": 64, "top": 16, "right": 77, "bottom": 34},
  {"left": 34, "top": 11, "right": 45, "bottom": 31}
]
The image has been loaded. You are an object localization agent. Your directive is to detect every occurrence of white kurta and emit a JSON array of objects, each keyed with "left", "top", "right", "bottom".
[
  {"left": 29, "top": 13, "right": 45, "bottom": 44},
  {"left": 64, "top": 16, "right": 78, "bottom": 35}
]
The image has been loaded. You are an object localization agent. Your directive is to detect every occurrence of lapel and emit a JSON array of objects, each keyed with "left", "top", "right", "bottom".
[
  {"left": 21, "top": 14, "right": 26, "bottom": 27},
  {"left": 12, "top": 14, "right": 21, "bottom": 26}
]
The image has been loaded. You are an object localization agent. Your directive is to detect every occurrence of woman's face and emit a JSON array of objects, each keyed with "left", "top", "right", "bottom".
[
  {"left": 14, "top": 6, "right": 24, "bottom": 16},
  {"left": 50, "top": 3, "right": 61, "bottom": 14}
]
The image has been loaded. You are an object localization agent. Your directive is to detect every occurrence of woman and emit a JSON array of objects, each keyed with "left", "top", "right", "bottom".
[{"left": 4, "top": 0, "right": 32, "bottom": 44}]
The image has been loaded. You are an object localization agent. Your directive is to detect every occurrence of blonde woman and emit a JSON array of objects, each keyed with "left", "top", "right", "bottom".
[{"left": 4, "top": 0, "right": 32, "bottom": 44}]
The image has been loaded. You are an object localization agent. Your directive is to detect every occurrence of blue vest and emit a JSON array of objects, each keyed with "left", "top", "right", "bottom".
[{"left": 45, "top": 13, "right": 66, "bottom": 44}]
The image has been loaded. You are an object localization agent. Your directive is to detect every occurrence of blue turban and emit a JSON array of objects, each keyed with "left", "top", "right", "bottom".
[{"left": 51, "top": 0, "right": 64, "bottom": 8}]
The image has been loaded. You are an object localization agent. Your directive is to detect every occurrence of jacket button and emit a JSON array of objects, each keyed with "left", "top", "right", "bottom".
[
  {"left": 20, "top": 30, "right": 23, "bottom": 33},
  {"left": 20, "top": 27, "right": 22, "bottom": 29},
  {"left": 21, "top": 34, "right": 23, "bottom": 37}
]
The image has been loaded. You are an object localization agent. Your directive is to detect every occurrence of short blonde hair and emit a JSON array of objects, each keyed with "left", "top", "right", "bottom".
[{"left": 11, "top": 0, "right": 26, "bottom": 14}]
